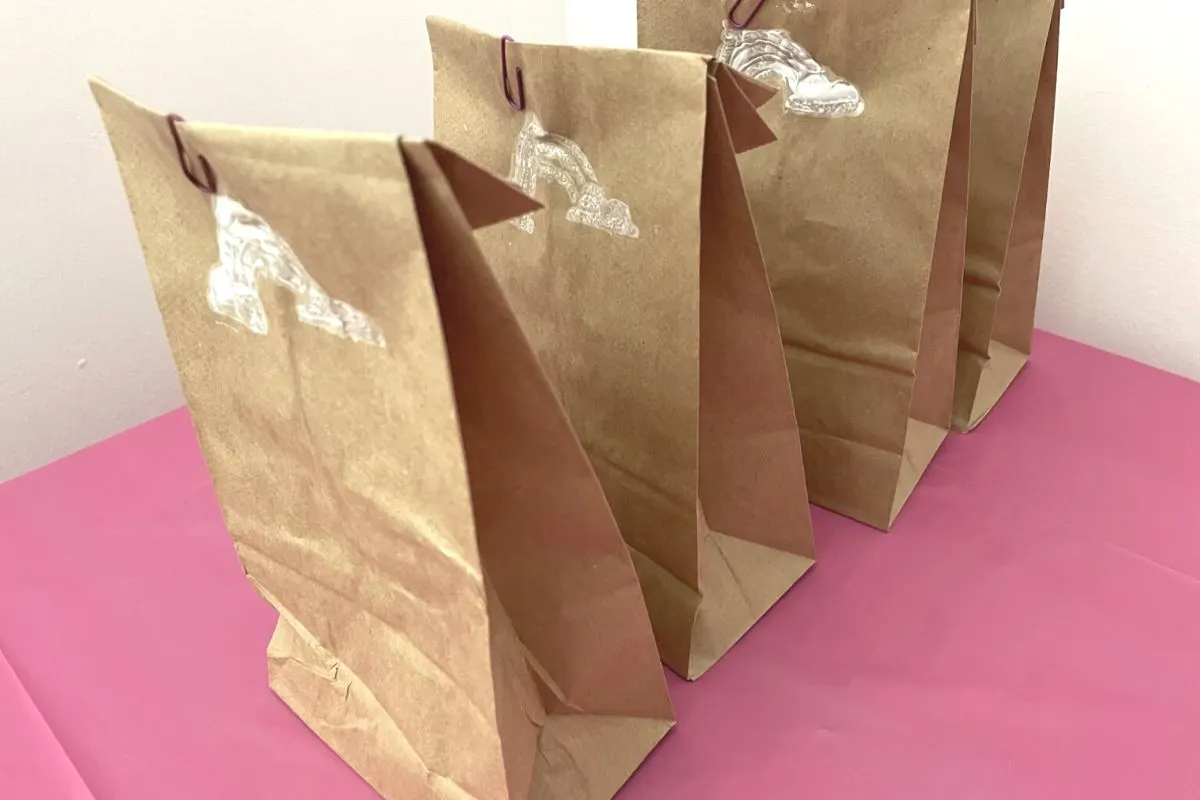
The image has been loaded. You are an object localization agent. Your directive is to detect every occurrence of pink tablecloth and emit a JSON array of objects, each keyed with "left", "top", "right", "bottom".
[
  {"left": 3, "top": 332, "right": 1200, "bottom": 799},
  {"left": 0, "top": 648, "right": 92, "bottom": 799}
]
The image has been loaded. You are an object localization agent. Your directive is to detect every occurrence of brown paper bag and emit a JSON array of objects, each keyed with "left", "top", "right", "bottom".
[
  {"left": 639, "top": 0, "right": 974, "bottom": 531},
  {"left": 428, "top": 18, "right": 816, "bottom": 680},
  {"left": 955, "top": 0, "right": 1062, "bottom": 430},
  {"left": 91, "top": 79, "right": 673, "bottom": 800}
]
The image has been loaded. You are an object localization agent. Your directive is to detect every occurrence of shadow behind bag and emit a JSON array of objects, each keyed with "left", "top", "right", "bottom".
[
  {"left": 639, "top": 0, "right": 974, "bottom": 530},
  {"left": 955, "top": 0, "right": 1063, "bottom": 430},
  {"left": 91, "top": 80, "right": 672, "bottom": 800},
  {"left": 428, "top": 18, "right": 816, "bottom": 680}
]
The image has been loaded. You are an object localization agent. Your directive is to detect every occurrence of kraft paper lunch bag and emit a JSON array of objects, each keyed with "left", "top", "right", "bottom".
[
  {"left": 91, "top": 79, "right": 673, "bottom": 800},
  {"left": 955, "top": 0, "right": 1062, "bottom": 430},
  {"left": 639, "top": 0, "right": 974, "bottom": 530},
  {"left": 429, "top": 17, "right": 816, "bottom": 679}
]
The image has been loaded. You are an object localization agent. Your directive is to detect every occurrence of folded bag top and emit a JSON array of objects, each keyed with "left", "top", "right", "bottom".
[
  {"left": 955, "top": 0, "right": 1063, "bottom": 431},
  {"left": 90, "top": 79, "right": 672, "bottom": 800}
]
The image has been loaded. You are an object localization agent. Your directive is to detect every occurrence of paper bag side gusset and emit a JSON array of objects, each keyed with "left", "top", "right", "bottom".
[
  {"left": 687, "top": 66, "right": 817, "bottom": 679},
  {"left": 886, "top": 6, "right": 975, "bottom": 525},
  {"left": 402, "top": 140, "right": 675, "bottom": 800},
  {"left": 954, "top": 0, "right": 1061, "bottom": 431}
]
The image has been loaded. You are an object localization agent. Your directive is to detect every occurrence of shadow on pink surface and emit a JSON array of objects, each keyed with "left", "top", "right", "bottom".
[{"left": 2, "top": 332, "right": 1200, "bottom": 799}]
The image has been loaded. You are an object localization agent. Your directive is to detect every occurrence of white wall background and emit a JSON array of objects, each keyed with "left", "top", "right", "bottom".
[
  {"left": 1, "top": 0, "right": 1198, "bottom": 482},
  {"left": 1037, "top": 3, "right": 1200, "bottom": 381},
  {"left": 0, "top": 0, "right": 566, "bottom": 483}
]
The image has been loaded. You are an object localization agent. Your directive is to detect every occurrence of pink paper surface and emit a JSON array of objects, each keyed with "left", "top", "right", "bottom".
[
  {"left": 3, "top": 332, "right": 1200, "bottom": 799},
  {"left": 0, "top": 403, "right": 381, "bottom": 799},
  {"left": 0, "top": 647, "right": 94, "bottom": 799}
]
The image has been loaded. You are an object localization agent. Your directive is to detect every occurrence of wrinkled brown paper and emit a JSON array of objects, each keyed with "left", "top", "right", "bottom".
[
  {"left": 955, "top": 0, "right": 1062, "bottom": 430},
  {"left": 91, "top": 80, "right": 672, "bottom": 800},
  {"left": 639, "top": 0, "right": 973, "bottom": 531},
  {"left": 428, "top": 18, "right": 816, "bottom": 679}
]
